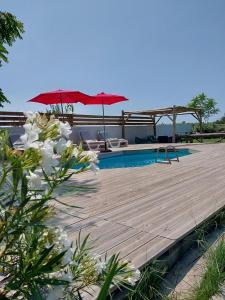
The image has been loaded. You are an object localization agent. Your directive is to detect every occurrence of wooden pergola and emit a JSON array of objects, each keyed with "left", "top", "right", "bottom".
[{"left": 123, "top": 105, "right": 202, "bottom": 143}]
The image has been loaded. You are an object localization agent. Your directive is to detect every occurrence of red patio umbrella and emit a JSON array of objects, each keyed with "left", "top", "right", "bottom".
[
  {"left": 28, "top": 89, "right": 92, "bottom": 116},
  {"left": 80, "top": 92, "right": 128, "bottom": 151}
]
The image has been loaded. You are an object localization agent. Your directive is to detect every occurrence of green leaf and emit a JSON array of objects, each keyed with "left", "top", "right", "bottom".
[
  {"left": 20, "top": 174, "right": 28, "bottom": 202},
  {"left": 34, "top": 244, "right": 54, "bottom": 265},
  {"left": 38, "top": 250, "right": 67, "bottom": 273},
  {"left": 0, "top": 11, "right": 24, "bottom": 68},
  {"left": 24, "top": 199, "right": 46, "bottom": 214},
  {"left": 96, "top": 255, "right": 119, "bottom": 300},
  {"left": 35, "top": 277, "right": 69, "bottom": 286},
  {"left": 30, "top": 283, "right": 44, "bottom": 300}
]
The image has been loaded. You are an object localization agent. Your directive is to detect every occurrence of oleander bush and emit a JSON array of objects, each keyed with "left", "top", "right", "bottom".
[{"left": 0, "top": 112, "right": 140, "bottom": 299}]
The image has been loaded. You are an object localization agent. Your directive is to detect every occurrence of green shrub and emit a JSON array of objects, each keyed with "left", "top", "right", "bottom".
[{"left": 0, "top": 112, "right": 140, "bottom": 299}]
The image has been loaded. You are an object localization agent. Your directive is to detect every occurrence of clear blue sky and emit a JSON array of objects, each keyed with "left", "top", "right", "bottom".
[{"left": 1, "top": 0, "right": 225, "bottom": 121}]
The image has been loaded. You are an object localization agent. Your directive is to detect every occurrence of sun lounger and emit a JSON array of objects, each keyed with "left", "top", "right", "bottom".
[
  {"left": 6, "top": 134, "right": 25, "bottom": 154},
  {"left": 98, "top": 131, "right": 128, "bottom": 148},
  {"left": 9, "top": 134, "right": 24, "bottom": 149},
  {"left": 79, "top": 130, "right": 105, "bottom": 151}
]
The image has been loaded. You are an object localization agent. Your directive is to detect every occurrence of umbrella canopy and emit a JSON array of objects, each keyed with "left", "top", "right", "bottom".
[
  {"left": 28, "top": 89, "right": 92, "bottom": 105},
  {"left": 79, "top": 92, "right": 128, "bottom": 152},
  {"left": 80, "top": 92, "right": 128, "bottom": 105}
]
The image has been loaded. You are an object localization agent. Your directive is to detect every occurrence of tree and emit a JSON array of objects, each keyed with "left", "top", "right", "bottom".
[
  {"left": 187, "top": 93, "right": 219, "bottom": 122},
  {"left": 0, "top": 88, "right": 9, "bottom": 107},
  {"left": 215, "top": 113, "right": 225, "bottom": 124},
  {"left": 0, "top": 11, "right": 24, "bottom": 107}
]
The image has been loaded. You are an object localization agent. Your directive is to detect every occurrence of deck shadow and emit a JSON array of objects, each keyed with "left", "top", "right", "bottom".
[{"left": 54, "top": 178, "right": 100, "bottom": 197}]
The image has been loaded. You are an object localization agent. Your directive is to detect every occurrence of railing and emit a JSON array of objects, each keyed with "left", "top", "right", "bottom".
[{"left": 0, "top": 111, "right": 154, "bottom": 127}]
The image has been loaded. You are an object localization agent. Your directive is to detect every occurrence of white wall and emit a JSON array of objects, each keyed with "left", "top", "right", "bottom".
[
  {"left": 70, "top": 125, "right": 154, "bottom": 144},
  {"left": 6, "top": 125, "right": 154, "bottom": 145},
  {"left": 156, "top": 123, "right": 192, "bottom": 137},
  {"left": 5, "top": 123, "right": 193, "bottom": 145}
]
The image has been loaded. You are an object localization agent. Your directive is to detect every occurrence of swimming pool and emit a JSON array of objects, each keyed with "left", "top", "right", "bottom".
[{"left": 97, "top": 148, "right": 192, "bottom": 169}]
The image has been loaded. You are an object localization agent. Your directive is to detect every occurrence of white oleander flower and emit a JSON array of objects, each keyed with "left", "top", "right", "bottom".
[
  {"left": 58, "top": 121, "right": 72, "bottom": 138},
  {"left": 127, "top": 269, "right": 141, "bottom": 286},
  {"left": 56, "top": 230, "right": 71, "bottom": 249},
  {"left": 26, "top": 171, "right": 42, "bottom": 190},
  {"left": 53, "top": 228, "right": 75, "bottom": 265},
  {"left": 43, "top": 139, "right": 55, "bottom": 154},
  {"left": 20, "top": 123, "right": 42, "bottom": 149},
  {"left": 54, "top": 226, "right": 64, "bottom": 235},
  {"left": 73, "top": 147, "right": 79, "bottom": 158},
  {"left": 49, "top": 271, "right": 62, "bottom": 280},
  {"left": 95, "top": 260, "right": 106, "bottom": 274},
  {"left": 85, "top": 151, "right": 98, "bottom": 163},
  {"left": 30, "top": 193, "right": 43, "bottom": 200},
  {"left": 24, "top": 111, "right": 38, "bottom": 121},
  {"left": 55, "top": 138, "right": 72, "bottom": 155},
  {"left": 40, "top": 139, "right": 58, "bottom": 174},
  {"left": 129, "top": 264, "right": 136, "bottom": 271},
  {"left": 41, "top": 158, "right": 58, "bottom": 174}
]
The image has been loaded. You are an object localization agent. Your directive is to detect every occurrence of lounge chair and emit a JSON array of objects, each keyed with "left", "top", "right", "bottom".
[
  {"left": 98, "top": 131, "right": 128, "bottom": 148},
  {"left": 9, "top": 134, "right": 24, "bottom": 149},
  {"left": 79, "top": 130, "right": 105, "bottom": 151}
]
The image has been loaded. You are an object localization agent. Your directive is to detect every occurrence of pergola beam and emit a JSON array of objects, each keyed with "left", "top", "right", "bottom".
[
  {"left": 155, "top": 116, "right": 163, "bottom": 125},
  {"left": 165, "top": 115, "right": 173, "bottom": 122},
  {"left": 124, "top": 105, "right": 202, "bottom": 143},
  {"left": 124, "top": 106, "right": 201, "bottom": 116}
]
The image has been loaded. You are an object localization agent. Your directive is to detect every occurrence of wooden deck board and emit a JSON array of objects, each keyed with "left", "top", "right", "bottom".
[{"left": 54, "top": 143, "right": 225, "bottom": 269}]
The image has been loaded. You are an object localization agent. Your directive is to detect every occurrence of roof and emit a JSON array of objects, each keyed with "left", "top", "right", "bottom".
[{"left": 124, "top": 106, "right": 201, "bottom": 116}]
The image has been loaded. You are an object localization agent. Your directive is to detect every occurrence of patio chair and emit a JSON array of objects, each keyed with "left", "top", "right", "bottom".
[
  {"left": 135, "top": 136, "right": 147, "bottom": 144},
  {"left": 157, "top": 136, "right": 169, "bottom": 143},
  {"left": 79, "top": 130, "right": 105, "bottom": 151},
  {"left": 147, "top": 135, "right": 157, "bottom": 143},
  {"left": 98, "top": 130, "right": 128, "bottom": 148}
]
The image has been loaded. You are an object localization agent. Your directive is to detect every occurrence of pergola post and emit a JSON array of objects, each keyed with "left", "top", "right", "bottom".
[
  {"left": 198, "top": 112, "right": 203, "bottom": 142},
  {"left": 68, "top": 113, "right": 74, "bottom": 127},
  {"left": 172, "top": 105, "right": 177, "bottom": 143},
  {"left": 153, "top": 116, "right": 157, "bottom": 138},
  {"left": 121, "top": 110, "right": 126, "bottom": 139}
]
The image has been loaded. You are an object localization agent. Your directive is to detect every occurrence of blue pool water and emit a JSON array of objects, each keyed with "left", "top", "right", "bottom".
[{"left": 97, "top": 148, "right": 192, "bottom": 169}]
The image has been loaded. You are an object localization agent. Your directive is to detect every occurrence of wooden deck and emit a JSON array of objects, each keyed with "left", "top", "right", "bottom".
[{"left": 54, "top": 143, "right": 225, "bottom": 269}]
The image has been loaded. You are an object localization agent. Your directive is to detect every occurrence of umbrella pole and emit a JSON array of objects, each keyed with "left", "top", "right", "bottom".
[
  {"left": 102, "top": 103, "right": 107, "bottom": 151},
  {"left": 60, "top": 95, "right": 64, "bottom": 122}
]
